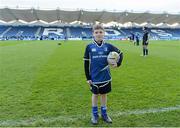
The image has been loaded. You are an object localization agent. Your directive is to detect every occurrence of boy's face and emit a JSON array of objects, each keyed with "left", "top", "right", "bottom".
[{"left": 93, "top": 29, "right": 105, "bottom": 42}]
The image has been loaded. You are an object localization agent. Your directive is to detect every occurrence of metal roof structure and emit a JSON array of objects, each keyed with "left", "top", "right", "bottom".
[{"left": 0, "top": 8, "right": 180, "bottom": 27}]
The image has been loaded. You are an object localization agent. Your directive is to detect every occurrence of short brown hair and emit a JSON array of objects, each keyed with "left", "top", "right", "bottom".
[{"left": 93, "top": 24, "right": 105, "bottom": 32}]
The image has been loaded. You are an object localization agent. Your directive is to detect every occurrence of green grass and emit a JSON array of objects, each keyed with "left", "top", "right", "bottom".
[{"left": 0, "top": 40, "right": 180, "bottom": 126}]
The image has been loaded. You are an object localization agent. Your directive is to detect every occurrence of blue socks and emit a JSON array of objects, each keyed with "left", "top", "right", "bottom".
[
  {"left": 92, "top": 106, "right": 108, "bottom": 117},
  {"left": 101, "top": 106, "right": 107, "bottom": 116},
  {"left": 92, "top": 106, "right": 98, "bottom": 117}
]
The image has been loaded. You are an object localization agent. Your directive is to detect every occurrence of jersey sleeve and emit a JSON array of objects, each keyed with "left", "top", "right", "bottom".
[
  {"left": 83, "top": 44, "right": 91, "bottom": 80},
  {"left": 109, "top": 44, "right": 121, "bottom": 54},
  {"left": 83, "top": 45, "right": 90, "bottom": 61}
]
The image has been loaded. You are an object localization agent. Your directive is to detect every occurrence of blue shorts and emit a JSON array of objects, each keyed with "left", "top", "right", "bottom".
[{"left": 90, "top": 82, "right": 111, "bottom": 94}]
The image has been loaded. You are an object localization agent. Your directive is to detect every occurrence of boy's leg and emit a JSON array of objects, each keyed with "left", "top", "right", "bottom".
[
  {"left": 92, "top": 94, "right": 98, "bottom": 107},
  {"left": 91, "top": 94, "right": 99, "bottom": 124},
  {"left": 100, "top": 94, "right": 112, "bottom": 123},
  {"left": 100, "top": 94, "right": 107, "bottom": 107}
]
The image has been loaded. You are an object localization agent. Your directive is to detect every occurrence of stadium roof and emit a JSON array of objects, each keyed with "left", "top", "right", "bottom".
[{"left": 0, "top": 8, "right": 180, "bottom": 27}]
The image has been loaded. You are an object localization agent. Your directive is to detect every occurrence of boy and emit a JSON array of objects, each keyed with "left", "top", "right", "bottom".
[{"left": 83, "top": 24, "right": 123, "bottom": 125}]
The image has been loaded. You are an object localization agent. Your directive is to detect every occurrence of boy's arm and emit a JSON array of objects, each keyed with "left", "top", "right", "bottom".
[
  {"left": 117, "top": 52, "right": 123, "bottom": 67},
  {"left": 83, "top": 45, "right": 91, "bottom": 81},
  {"left": 84, "top": 60, "right": 91, "bottom": 80}
]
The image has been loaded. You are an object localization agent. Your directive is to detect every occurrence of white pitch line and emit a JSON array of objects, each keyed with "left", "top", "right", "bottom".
[
  {"left": 0, "top": 105, "right": 180, "bottom": 126},
  {"left": 112, "top": 105, "right": 180, "bottom": 117}
]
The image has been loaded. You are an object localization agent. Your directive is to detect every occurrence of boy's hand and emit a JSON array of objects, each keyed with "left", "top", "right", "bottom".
[
  {"left": 87, "top": 80, "right": 92, "bottom": 85},
  {"left": 111, "top": 62, "right": 117, "bottom": 68},
  {"left": 87, "top": 80, "right": 92, "bottom": 89}
]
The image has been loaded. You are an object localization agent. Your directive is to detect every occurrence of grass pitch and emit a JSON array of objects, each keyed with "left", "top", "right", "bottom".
[{"left": 0, "top": 40, "right": 180, "bottom": 126}]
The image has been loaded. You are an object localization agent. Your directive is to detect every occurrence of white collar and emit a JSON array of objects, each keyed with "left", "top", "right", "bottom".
[{"left": 93, "top": 39, "right": 105, "bottom": 47}]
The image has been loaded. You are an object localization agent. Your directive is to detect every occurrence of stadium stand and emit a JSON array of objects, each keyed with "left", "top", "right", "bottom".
[
  {"left": 0, "top": 26, "right": 180, "bottom": 40},
  {"left": 0, "top": 8, "right": 180, "bottom": 40}
]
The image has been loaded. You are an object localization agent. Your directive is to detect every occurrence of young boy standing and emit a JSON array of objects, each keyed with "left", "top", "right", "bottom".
[{"left": 83, "top": 24, "right": 123, "bottom": 124}]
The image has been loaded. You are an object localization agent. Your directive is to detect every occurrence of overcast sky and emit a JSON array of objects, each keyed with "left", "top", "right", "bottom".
[{"left": 0, "top": 0, "right": 180, "bottom": 13}]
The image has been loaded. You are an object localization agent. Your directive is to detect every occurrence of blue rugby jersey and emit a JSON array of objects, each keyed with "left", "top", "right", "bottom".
[{"left": 84, "top": 40, "right": 121, "bottom": 84}]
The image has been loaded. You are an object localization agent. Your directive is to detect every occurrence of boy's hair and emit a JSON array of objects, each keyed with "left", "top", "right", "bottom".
[{"left": 93, "top": 24, "right": 105, "bottom": 32}]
